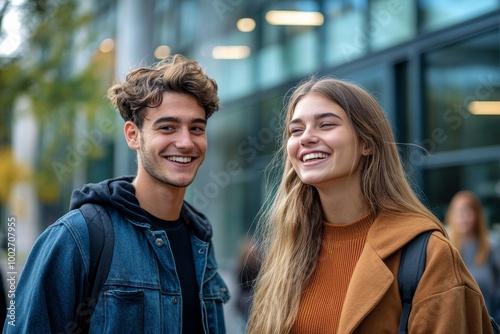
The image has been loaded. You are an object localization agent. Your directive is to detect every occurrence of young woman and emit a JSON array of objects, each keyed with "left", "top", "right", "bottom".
[
  {"left": 247, "top": 77, "right": 493, "bottom": 333},
  {"left": 446, "top": 190, "right": 500, "bottom": 323}
]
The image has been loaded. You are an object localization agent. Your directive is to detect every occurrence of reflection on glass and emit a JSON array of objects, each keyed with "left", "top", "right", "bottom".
[
  {"left": 289, "top": 30, "right": 319, "bottom": 77},
  {"left": 420, "top": 0, "right": 498, "bottom": 32},
  {"left": 344, "top": 66, "right": 385, "bottom": 108},
  {"left": 179, "top": 1, "right": 198, "bottom": 48},
  {"left": 258, "top": 45, "right": 286, "bottom": 89},
  {"left": 324, "top": 0, "right": 366, "bottom": 66},
  {"left": 370, "top": 0, "right": 415, "bottom": 50}
]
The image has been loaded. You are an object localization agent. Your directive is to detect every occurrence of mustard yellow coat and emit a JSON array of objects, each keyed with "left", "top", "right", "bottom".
[{"left": 338, "top": 212, "right": 493, "bottom": 334}]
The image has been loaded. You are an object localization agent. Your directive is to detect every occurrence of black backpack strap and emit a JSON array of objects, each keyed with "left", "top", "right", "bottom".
[
  {"left": 492, "top": 317, "right": 500, "bottom": 334},
  {"left": 398, "top": 230, "right": 432, "bottom": 334},
  {"left": 76, "top": 203, "right": 115, "bottom": 333}
]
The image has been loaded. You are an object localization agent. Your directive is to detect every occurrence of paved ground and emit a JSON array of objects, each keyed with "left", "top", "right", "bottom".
[{"left": 220, "top": 268, "right": 248, "bottom": 334}]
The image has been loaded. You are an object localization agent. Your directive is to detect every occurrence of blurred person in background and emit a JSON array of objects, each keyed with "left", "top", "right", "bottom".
[
  {"left": 3, "top": 54, "right": 229, "bottom": 333},
  {"left": 247, "top": 77, "right": 494, "bottom": 333},
  {"left": 234, "top": 236, "right": 261, "bottom": 322},
  {"left": 446, "top": 190, "right": 500, "bottom": 323}
]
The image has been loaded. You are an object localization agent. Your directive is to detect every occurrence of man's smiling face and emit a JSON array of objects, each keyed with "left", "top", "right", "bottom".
[{"left": 134, "top": 92, "right": 207, "bottom": 189}]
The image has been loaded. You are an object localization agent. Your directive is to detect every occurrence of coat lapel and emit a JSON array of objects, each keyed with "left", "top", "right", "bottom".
[{"left": 337, "top": 242, "right": 394, "bottom": 334}]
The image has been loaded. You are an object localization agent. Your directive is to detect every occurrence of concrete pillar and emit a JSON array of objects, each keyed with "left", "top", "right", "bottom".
[{"left": 113, "top": 0, "right": 156, "bottom": 177}]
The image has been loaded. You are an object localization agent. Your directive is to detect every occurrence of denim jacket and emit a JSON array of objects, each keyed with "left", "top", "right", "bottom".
[{"left": 3, "top": 202, "right": 230, "bottom": 333}]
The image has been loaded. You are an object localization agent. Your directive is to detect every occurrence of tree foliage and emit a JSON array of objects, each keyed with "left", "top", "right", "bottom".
[{"left": 0, "top": 0, "right": 116, "bottom": 204}]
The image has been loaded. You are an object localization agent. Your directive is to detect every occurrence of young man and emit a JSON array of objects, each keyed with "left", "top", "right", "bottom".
[{"left": 4, "top": 55, "right": 230, "bottom": 333}]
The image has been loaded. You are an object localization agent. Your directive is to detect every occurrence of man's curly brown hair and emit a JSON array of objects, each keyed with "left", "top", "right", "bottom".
[{"left": 107, "top": 54, "right": 219, "bottom": 128}]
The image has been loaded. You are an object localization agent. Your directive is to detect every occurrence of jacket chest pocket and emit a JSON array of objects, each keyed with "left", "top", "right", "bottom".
[{"left": 92, "top": 289, "right": 145, "bottom": 333}]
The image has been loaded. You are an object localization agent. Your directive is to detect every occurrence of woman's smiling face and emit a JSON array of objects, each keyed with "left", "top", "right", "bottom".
[{"left": 286, "top": 93, "right": 366, "bottom": 190}]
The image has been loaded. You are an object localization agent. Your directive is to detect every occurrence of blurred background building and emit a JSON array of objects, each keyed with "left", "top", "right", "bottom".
[{"left": 1, "top": 0, "right": 500, "bottom": 330}]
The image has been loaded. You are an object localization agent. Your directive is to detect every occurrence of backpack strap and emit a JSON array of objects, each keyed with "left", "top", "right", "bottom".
[
  {"left": 492, "top": 317, "right": 500, "bottom": 334},
  {"left": 398, "top": 230, "right": 500, "bottom": 334},
  {"left": 76, "top": 203, "right": 115, "bottom": 333},
  {"left": 398, "top": 230, "right": 432, "bottom": 334}
]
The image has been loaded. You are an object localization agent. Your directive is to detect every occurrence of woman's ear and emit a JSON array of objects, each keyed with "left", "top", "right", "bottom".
[
  {"left": 124, "top": 121, "right": 140, "bottom": 150},
  {"left": 361, "top": 143, "right": 373, "bottom": 156}
]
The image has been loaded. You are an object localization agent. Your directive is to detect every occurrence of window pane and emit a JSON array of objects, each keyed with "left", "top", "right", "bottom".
[
  {"left": 419, "top": 0, "right": 498, "bottom": 32},
  {"left": 179, "top": 1, "right": 198, "bottom": 48},
  {"left": 258, "top": 45, "right": 287, "bottom": 88},
  {"left": 423, "top": 30, "right": 500, "bottom": 152},
  {"left": 369, "top": 0, "right": 415, "bottom": 50},
  {"left": 344, "top": 66, "right": 386, "bottom": 108},
  {"left": 324, "top": 0, "right": 366, "bottom": 66},
  {"left": 289, "top": 29, "right": 319, "bottom": 77}
]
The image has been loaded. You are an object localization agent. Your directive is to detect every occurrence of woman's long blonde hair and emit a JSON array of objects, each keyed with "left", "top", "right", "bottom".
[
  {"left": 445, "top": 190, "right": 490, "bottom": 265},
  {"left": 247, "top": 77, "right": 441, "bottom": 334}
]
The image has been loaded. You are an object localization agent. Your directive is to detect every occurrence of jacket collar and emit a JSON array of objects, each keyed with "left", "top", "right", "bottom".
[
  {"left": 339, "top": 243, "right": 394, "bottom": 332},
  {"left": 337, "top": 212, "right": 446, "bottom": 333},
  {"left": 367, "top": 212, "right": 446, "bottom": 259},
  {"left": 181, "top": 201, "right": 213, "bottom": 241}
]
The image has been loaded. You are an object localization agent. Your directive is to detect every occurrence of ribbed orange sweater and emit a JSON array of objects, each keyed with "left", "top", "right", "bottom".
[{"left": 290, "top": 215, "right": 374, "bottom": 334}]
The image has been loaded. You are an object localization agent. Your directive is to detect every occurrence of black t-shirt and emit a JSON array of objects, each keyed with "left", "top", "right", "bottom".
[{"left": 147, "top": 212, "right": 203, "bottom": 333}]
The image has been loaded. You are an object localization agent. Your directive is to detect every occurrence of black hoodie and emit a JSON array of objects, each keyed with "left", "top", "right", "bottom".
[{"left": 69, "top": 176, "right": 212, "bottom": 241}]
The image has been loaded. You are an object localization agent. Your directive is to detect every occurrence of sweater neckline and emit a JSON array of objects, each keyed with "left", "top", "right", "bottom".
[{"left": 323, "top": 214, "right": 374, "bottom": 241}]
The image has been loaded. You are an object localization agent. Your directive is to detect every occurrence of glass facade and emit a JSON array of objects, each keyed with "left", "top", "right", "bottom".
[
  {"left": 423, "top": 29, "right": 500, "bottom": 152},
  {"left": 87, "top": 0, "right": 500, "bottom": 265},
  {"left": 182, "top": 2, "right": 500, "bottom": 264}
]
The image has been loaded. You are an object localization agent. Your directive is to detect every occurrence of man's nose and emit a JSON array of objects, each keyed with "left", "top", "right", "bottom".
[{"left": 175, "top": 128, "right": 195, "bottom": 149}]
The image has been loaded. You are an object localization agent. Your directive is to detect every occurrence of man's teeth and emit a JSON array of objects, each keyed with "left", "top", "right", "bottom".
[
  {"left": 303, "top": 153, "right": 328, "bottom": 162},
  {"left": 167, "top": 156, "right": 192, "bottom": 163}
]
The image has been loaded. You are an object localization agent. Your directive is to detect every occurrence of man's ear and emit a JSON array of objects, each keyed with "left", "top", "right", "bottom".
[{"left": 124, "top": 121, "right": 140, "bottom": 150}]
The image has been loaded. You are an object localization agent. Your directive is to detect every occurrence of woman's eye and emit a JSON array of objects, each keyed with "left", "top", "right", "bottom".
[
  {"left": 320, "top": 123, "right": 334, "bottom": 128},
  {"left": 290, "top": 128, "right": 303, "bottom": 134}
]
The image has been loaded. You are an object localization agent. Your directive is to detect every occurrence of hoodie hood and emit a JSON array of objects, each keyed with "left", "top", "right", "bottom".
[
  {"left": 70, "top": 176, "right": 144, "bottom": 222},
  {"left": 69, "top": 176, "right": 212, "bottom": 241}
]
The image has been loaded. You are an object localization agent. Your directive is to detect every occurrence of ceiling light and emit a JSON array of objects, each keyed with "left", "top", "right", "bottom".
[
  {"left": 265, "top": 10, "right": 324, "bottom": 26},
  {"left": 468, "top": 101, "right": 500, "bottom": 115},
  {"left": 237, "top": 18, "right": 256, "bottom": 32},
  {"left": 212, "top": 46, "right": 251, "bottom": 59},
  {"left": 99, "top": 38, "right": 115, "bottom": 53},
  {"left": 154, "top": 45, "right": 171, "bottom": 59}
]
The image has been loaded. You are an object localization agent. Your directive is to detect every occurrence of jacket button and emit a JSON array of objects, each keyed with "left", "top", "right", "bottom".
[
  {"left": 173, "top": 296, "right": 178, "bottom": 304},
  {"left": 155, "top": 238, "right": 164, "bottom": 247}
]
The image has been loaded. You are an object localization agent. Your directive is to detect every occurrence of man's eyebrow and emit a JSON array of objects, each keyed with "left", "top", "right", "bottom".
[
  {"left": 152, "top": 116, "right": 207, "bottom": 127},
  {"left": 289, "top": 112, "right": 342, "bottom": 125},
  {"left": 192, "top": 118, "right": 208, "bottom": 125}
]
